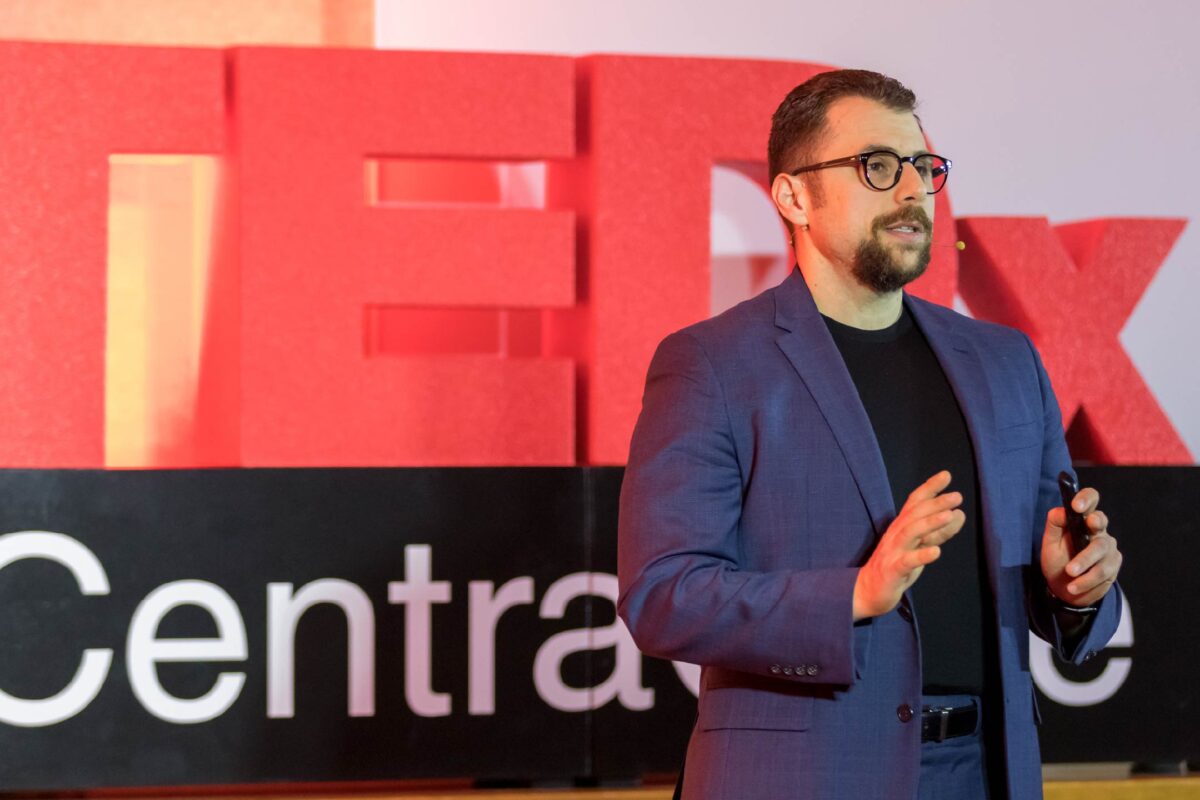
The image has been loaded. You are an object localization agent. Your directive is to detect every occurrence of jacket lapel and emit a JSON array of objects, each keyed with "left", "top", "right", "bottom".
[
  {"left": 904, "top": 295, "right": 1005, "bottom": 578},
  {"left": 774, "top": 270, "right": 896, "bottom": 537},
  {"left": 903, "top": 295, "right": 998, "bottom": 465}
]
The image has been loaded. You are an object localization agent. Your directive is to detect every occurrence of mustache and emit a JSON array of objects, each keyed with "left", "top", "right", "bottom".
[{"left": 873, "top": 207, "right": 932, "bottom": 233}]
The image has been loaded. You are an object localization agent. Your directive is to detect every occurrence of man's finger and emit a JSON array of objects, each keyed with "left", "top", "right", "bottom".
[
  {"left": 1086, "top": 510, "right": 1109, "bottom": 533},
  {"left": 1071, "top": 487, "right": 1100, "bottom": 515},
  {"left": 1069, "top": 574, "right": 1119, "bottom": 607},
  {"left": 904, "top": 492, "right": 963, "bottom": 524},
  {"left": 899, "top": 546, "right": 941, "bottom": 573},
  {"left": 906, "top": 470, "right": 953, "bottom": 506},
  {"left": 1044, "top": 507, "right": 1067, "bottom": 542},
  {"left": 1064, "top": 552, "right": 1121, "bottom": 598},
  {"left": 885, "top": 489, "right": 960, "bottom": 547},
  {"left": 899, "top": 508, "right": 962, "bottom": 545},
  {"left": 1064, "top": 534, "right": 1112, "bottom": 578},
  {"left": 918, "top": 511, "right": 967, "bottom": 547}
]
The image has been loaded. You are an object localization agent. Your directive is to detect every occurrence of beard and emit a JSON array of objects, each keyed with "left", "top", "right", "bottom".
[{"left": 850, "top": 209, "right": 933, "bottom": 294}]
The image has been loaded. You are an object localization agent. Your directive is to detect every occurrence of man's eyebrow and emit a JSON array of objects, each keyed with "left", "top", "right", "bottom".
[{"left": 862, "top": 143, "right": 932, "bottom": 157}]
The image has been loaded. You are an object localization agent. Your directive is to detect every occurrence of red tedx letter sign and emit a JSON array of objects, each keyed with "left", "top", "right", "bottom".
[
  {"left": 0, "top": 43, "right": 224, "bottom": 467},
  {"left": 957, "top": 217, "right": 1189, "bottom": 464},
  {"left": 233, "top": 49, "right": 576, "bottom": 465}
]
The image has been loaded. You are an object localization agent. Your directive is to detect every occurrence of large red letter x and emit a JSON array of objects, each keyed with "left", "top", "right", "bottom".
[{"left": 957, "top": 217, "right": 1189, "bottom": 464}]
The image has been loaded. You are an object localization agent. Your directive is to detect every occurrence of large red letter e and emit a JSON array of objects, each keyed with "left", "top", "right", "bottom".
[{"left": 233, "top": 49, "right": 576, "bottom": 465}]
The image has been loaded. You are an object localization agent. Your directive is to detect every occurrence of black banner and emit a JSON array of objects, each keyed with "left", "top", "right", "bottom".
[
  {"left": 1036, "top": 467, "right": 1197, "bottom": 764},
  {"left": 0, "top": 467, "right": 1193, "bottom": 789}
]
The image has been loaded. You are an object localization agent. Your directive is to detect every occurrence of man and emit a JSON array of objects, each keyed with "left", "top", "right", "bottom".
[{"left": 616, "top": 70, "right": 1123, "bottom": 800}]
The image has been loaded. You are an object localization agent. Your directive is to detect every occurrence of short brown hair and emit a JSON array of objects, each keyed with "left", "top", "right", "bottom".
[{"left": 768, "top": 69, "right": 919, "bottom": 183}]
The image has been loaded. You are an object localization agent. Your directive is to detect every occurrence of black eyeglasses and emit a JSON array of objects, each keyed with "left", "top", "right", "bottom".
[{"left": 789, "top": 150, "right": 952, "bottom": 194}]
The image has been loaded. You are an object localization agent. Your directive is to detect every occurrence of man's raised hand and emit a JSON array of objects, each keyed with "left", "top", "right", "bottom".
[{"left": 852, "top": 470, "right": 965, "bottom": 621}]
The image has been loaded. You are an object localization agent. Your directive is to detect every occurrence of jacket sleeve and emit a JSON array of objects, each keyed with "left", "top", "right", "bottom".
[
  {"left": 1022, "top": 334, "right": 1123, "bottom": 665},
  {"left": 617, "top": 330, "right": 863, "bottom": 685}
]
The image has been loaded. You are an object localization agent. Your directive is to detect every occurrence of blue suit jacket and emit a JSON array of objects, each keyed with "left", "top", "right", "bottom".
[{"left": 617, "top": 269, "right": 1121, "bottom": 800}]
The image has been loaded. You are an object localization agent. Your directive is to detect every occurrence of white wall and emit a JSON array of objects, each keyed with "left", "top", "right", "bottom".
[{"left": 376, "top": 0, "right": 1200, "bottom": 461}]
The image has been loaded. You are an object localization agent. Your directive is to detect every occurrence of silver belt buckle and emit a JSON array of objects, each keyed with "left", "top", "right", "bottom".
[{"left": 925, "top": 705, "right": 953, "bottom": 742}]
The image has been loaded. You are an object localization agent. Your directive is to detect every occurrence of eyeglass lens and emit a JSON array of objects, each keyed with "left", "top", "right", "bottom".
[{"left": 864, "top": 152, "right": 949, "bottom": 193}]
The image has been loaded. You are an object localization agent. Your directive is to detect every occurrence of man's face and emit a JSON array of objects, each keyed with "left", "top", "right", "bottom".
[{"left": 801, "top": 96, "right": 934, "bottom": 294}]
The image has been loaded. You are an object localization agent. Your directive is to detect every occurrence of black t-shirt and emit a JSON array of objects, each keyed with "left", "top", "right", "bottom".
[{"left": 823, "top": 305, "right": 997, "bottom": 694}]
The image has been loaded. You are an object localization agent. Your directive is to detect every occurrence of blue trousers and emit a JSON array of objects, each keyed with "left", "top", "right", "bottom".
[{"left": 917, "top": 694, "right": 1003, "bottom": 800}]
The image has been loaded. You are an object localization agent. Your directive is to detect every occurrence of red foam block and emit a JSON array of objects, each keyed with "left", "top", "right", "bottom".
[
  {"left": 232, "top": 48, "right": 576, "bottom": 466},
  {"left": 957, "top": 216, "right": 1189, "bottom": 464},
  {"left": 0, "top": 42, "right": 225, "bottom": 467}
]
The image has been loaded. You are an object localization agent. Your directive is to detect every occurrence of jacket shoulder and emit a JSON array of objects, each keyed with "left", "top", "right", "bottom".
[
  {"left": 908, "top": 293, "right": 1034, "bottom": 352},
  {"left": 667, "top": 284, "right": 779, "bottom": 356}
]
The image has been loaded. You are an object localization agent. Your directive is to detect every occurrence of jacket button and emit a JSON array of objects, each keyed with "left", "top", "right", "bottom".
[
  {"left": 769, "top": 664, "right": 782, "bottom": 674},
  {"left": 898, "top": 605, "right": 913, "bottom": 622},
  {"left": 782, "top": 666, "right": 794, "bottom": 676},
  {"left": 897, "top": 704, "right": 914, "bottom": 723},
  {"left": 806, "top": 664, "right": 819, "bottom": 676}
]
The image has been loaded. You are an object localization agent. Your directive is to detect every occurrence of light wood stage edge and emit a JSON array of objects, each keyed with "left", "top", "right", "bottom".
[{"left": 30, "top": 778, "right": 1195, "bottom": 800}]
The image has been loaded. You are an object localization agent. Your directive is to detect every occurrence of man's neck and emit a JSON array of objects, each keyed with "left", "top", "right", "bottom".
[{"left": 797, "top": 262, "right": 904, "bottom": 330}]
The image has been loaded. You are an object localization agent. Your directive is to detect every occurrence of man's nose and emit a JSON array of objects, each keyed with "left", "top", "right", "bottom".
[{"left": 895, "top": 162, "right": 928, "bottom": 202}]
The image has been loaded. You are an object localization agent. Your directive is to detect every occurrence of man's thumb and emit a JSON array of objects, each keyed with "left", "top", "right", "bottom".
[{"left": 1043, "top": 507, "right": 1067, "bottom": 544}]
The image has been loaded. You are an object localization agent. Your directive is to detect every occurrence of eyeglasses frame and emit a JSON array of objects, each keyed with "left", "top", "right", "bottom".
[{"left": 788, "top": 150, "right": 952, "bottom": 194}]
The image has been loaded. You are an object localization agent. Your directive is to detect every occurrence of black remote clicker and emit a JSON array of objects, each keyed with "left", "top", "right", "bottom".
[{"left": 1057, "top": 471, "right": 1091, "bottom": 557}]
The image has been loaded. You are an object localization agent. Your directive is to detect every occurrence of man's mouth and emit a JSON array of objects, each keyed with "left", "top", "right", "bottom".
[{"left": 883, "top": 222, "right": 926, "bottom": 242}]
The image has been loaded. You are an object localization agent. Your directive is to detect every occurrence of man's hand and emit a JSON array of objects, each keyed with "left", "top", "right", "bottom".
[
  {"left": 852, "top": 470, "right": 965, "bottom": 621},
  {"left": 1043, "top": 487, "right": 1122, "bottom": 607}
]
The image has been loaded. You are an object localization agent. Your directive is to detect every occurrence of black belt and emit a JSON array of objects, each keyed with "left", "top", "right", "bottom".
[{"left": 921, "top": 703, "right": 978, "bottom": 742}]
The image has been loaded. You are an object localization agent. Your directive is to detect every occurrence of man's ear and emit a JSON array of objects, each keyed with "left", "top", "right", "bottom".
[{"left": 771, "top": 173, "right": 809, "bottom": 231}]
